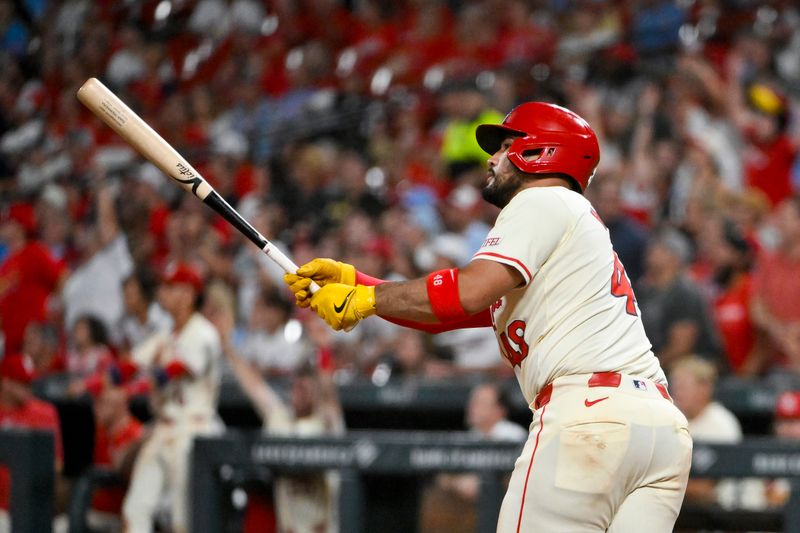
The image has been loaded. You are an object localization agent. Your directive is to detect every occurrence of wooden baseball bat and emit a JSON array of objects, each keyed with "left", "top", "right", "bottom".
[{"left": 76, "top": 77, "right": 318, "bottom": 292}]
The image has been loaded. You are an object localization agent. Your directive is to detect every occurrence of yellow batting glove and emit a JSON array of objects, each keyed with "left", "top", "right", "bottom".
[
  {"left": 284, "top": 274, "right": 313, "bottom": 308},
  {"left": 284, "top": 258, "right": 357, "bottom": 308},
  {"left": 310, "top": 283, "right": 376, "bottom": 332},
  {"left": 298, "top": 258, "right": 356, "bottom": 285}
]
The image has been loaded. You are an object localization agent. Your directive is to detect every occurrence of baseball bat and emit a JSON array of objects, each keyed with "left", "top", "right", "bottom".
[{"left": 76, "top": 77, "right": 318, "bottom": 293}]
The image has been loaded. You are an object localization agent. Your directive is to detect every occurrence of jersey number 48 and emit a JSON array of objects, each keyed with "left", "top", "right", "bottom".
[{"left": 611, "top": 252, "right": 637, "bottom": 316}]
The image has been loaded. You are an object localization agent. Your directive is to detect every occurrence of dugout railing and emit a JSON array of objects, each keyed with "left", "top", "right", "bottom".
[
  {"left": 188, "top": 432, "right": 800, "bottom": 533},
  {"left": 3, "top": 428, "right": 800, "bottom": 532},
  {"left": 0, "top": 429, "right": 54, "bottom": 533}
]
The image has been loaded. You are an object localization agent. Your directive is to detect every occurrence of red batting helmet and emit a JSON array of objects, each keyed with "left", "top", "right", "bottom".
[{"left": 475, "top": 102, "right": 600, "bottom": 193}]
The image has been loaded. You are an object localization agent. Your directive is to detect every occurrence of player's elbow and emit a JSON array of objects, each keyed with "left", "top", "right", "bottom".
[{"left": 458, "top": 289, "right": 496, "bottom": 316}]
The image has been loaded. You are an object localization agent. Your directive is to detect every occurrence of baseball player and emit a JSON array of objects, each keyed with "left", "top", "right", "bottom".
[
  {"left": 123, "top": 264, "right": 224, "bottom": 533},
  {"left": 286, "top": 102, "right": 693, "bottom": 532}
]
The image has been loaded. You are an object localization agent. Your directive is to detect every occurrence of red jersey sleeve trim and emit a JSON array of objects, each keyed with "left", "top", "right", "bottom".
[
  {"left": 472, "top": 252, "right": 532, "bottom": 285},
  {"left": 381, "top": 309, "right": 493, "bottom": 333},
  {"left": 355, "top": 270, "right": 385, "bottom": 286}
]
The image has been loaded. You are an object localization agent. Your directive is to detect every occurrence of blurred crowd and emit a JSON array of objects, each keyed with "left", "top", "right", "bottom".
[{"left": 2, "top": 0, "right": 800, "bottom": 529}]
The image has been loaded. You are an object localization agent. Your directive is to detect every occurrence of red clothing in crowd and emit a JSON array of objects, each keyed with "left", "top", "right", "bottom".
[
  {"left": 751, "top": 250, "right": 800, "bottom": 365},
  {"left": 712, "top": 274, "right": 755, "bottom": 373},
  {"left": 744, "top": 134, "right": 797, "bottom": 207},
  {"left": 0, "top": 397, "right": 63, "bottom": 509},
  {"left": 91, "top": 417, "right": 143, "bottom": 514},
  {"left": 0, "top": 242, "right": 64, "bottom": 354}
]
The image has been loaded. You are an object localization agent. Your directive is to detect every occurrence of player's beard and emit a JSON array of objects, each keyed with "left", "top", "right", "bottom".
[{"left": 482, "top": 168, "right": 524, "bottom": 208}]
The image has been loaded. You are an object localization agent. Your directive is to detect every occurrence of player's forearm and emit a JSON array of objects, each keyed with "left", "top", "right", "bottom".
[
  {"left": 221, "top": 338, "right": 281, "bottom": 417},
  {"left": 375, "top": 279, "right": 439, "bottom": 323}
]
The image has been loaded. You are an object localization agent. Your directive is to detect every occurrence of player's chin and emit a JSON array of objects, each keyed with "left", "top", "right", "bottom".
[{"left": 481, "top": 181, "right": 510, "bottom": 209}]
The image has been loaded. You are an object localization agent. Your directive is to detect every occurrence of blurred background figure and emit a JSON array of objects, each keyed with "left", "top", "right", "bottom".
[
  {"left": 124, "top": 264, "right": 223, "bottom": 533},
  {"left": 0, "top": 202, "right": 65, "bottom": 355},
  {"left": 751, "top": 198, "right": 800, "bottom": 375},
  {"left": 587, "top": 177, "right": 648, "bottom": 284},
  {"left": 421, "top": 381, "right": 526, "bottom": 533},
  {"left": 213, "top": 309, "right": 344, "bottom": 533},
  {"left": 66, "top": 315, "right": 114, "bottom": 389},
  {"left": 21, "top": 321, "right": 65, "bottom": 378},
  {"left": 670, "top": 355, "right": 741, "bottom": 507},
  {"left": 637, "top": 229, "right": 721, "bottom": 371},
  {"left": 762, "top": 391, "right": 800, "bottom": 509},
  {"left": 695, "top": 217, "right": 760, "bottom": 376},
  {"left": 237, "top": 287, "right": 309, "bottom": 376},
  {"left": 0, "top": 354, "right": 63, "bottom": 531},
  {"left": 464, "top": 382, "right": 527, "bottom": 443},
  {"left": 61, "top": 183, "right": 133, "bottom": 341},
  {"left": 117, "top": 266, "right": 172, "bottom": 351},
  {"left": 85, "top": 362, "right": 144, "bottom": 532},
  {"left": 438, "top": 79, "right": 504, "bottom": 179}
]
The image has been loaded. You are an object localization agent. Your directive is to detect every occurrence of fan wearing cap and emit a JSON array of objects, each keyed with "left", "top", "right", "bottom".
[
  {"left": 734, "top": 82, "right": 798, "bottom": 207},
  {"left": 286, "top": 102, "right": 692, "bottom": 531},
  {"left": 122, "top": 263, "right": 224, "bottom": 533},
  {"left": 0, "top": 354, "right": 63, "bottom": 522},
  {"left": 0, "top": 202, "right": 66, "bottom": 354}
]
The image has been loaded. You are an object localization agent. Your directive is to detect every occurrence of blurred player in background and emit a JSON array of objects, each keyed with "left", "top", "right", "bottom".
[
  {"left": 287, "top": 102, "right": 692, "bottom": 531},
  {"left": 123, "top": 263, "right": 223, "bottom": 533},
  {"left": 212, "top": 308, "right": 344, "bottom": 533}
]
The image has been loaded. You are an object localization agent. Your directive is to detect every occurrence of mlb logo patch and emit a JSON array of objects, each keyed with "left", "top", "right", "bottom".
[{"left": 633, "top": 379, "right": 648, "bottom": 391}]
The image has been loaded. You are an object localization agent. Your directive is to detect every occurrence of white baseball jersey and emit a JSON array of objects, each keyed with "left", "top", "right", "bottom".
[
  {"left": 472, "top": 187, "right": 665, "bottom": 405},
  {"left": 133, "top": 312, "right": 222, "bottom": 420},
  {"left": 266, "top": 403, "right": 344, "bottom": 533}
]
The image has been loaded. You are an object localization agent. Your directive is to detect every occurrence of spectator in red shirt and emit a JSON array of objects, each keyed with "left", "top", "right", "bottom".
[
  {"left": 740, "top": 84, "right": 798, "bottom": 208},
  {"left": 700, "top": 217, "right": 759, "bottom": 375},
  {"left": 0, "top": 203, "right": 66, "bottom": 354},
  {"left": 0, "top": 354, "right": 63, "bottom": 515},
  {"left": 86, "top": 362, "right": 144, "bottom": 532},
  {"left": 751, "top": 197, "right": 800, "bottom": 373},
  {"left": 22, "top": 321, "right": 66, "bottom": 379}
]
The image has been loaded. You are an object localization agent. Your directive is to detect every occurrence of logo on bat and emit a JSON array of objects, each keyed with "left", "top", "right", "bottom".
[{"left": 175, "top": 163, "right": 204, "bottom": 194}]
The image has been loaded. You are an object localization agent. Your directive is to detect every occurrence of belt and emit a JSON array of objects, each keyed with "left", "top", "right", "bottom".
[{"left": 533, "top": 371, "right": 670, "bottom": 410}]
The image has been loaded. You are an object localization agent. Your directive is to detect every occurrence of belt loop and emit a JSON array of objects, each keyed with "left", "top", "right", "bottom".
[
  {"left": 587, "top": 372, "right": 622, "bottom": 388},
  {"left": 534, "top": 382, "right": 553, "bottom": 410},
  {"left": 655, "top": 382, "right": 671, "bottom": 401}
]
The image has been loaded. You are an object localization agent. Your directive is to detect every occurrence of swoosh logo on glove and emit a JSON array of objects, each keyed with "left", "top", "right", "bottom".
[{"left": 334, "top": 289, "right": 356, "bottom": 313}]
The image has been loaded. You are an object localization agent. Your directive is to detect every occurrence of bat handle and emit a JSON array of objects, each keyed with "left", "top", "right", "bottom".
[{"left": 262, "top": 243, "right": 320, "bottom": 294}]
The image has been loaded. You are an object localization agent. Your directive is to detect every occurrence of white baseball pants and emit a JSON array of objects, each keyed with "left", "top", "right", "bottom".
[
  {"left": 497, "top": 373, "right": 693, "bottom": 532},
  {"left": 123, "top": 417, "right": 222, "bottom": 533}
]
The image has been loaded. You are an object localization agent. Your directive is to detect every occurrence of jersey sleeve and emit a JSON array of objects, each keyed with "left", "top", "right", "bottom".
[
  {"left": 179, "top": 321, "right": 220, "bottom": 376},
  {"left": 471, "top": 189, "right": 574, "bottom": 286}
]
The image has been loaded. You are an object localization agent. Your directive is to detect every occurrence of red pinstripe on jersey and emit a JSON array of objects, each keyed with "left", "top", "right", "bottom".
[
  {"left": 517, "top": 404, "right": 546, "bottom": 532},
  {"left": 473, "top": 252, "right": 533, "bottom": 283}
]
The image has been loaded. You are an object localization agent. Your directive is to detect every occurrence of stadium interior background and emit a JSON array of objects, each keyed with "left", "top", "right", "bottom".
[{"left": 1, "top": 0, "right": 800, "bottom": 531}]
